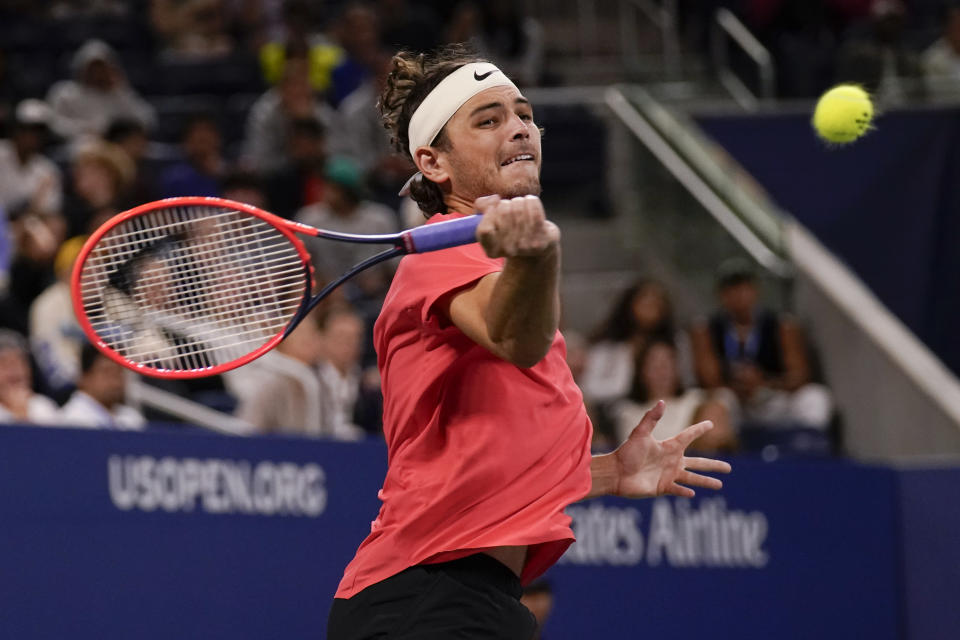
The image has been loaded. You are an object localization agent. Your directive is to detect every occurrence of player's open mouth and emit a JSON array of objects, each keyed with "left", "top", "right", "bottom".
[{"left": 501, "top": 154, "right": 535, "bottom": 166}]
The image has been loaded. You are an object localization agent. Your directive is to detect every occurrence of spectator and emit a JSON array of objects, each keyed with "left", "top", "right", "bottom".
[
  {"left": 520, "top": 580, "right": 554, "bottom": 640},
  {"left": 150, "top": 0, "right": 234, "bottom": 61},
  {"left": 265, "top": 116, "right": 328, "bottom": 219},
  {"left": 0, "top": 329, "right": 60, "bottom": 425},
  {"left": 242, "top": 56, "right": 335, "bottom": 173},
  {"left": 316, "top": 306, "right": 367, "bottom": 439},
  {"left": 922, "top": 5, "right": 960, "bottom": 99},
  {"left": 581, "top": 278, "right": 696, "bottom": 408},
  {"left": 765, "top": 0, "right": 839, "bottom": 98},
  {"left": 835, "top": 0, "right": 923, "bottom": 103},
  {"left": 222, "top": 170, "right": 268, "bottom": 209},
  {"left": 376, "top": 0, "right": 443, "bottom": 52},
  {"left": 329, "top": 3, "right": 382, "bottom": 106},
  {"left": 237, "top": 307, "right": 331, "bottom": 436},
  {"left": 59, "top": 343, "right": 145, "bottom": 430},
  {"left": 258, "top": 0, "right": 344, "bottom": 95},
  {"left": 327, "top": 53, "right": 414, "bottom": 203},
  {"left": 64, "top": 138, "right": 134, "bottom": 236},
  {"left": 3, "top": 201, "right": 64, "bottom": 335},
  {"left": 159, "top": 113, "right": 224, "bottom": 198},
  {"left": 690, "top": 259, "right": 833, "bottom": 432},
  {"left": 612, "top": 337, "right": 737, "bottom": 454},
  {"left": 446, "top": 0, "right": 545, "bottom": 86},
  {"left": 29, "top": 236, "right": 86, "bottom": 400},
  {"left": 237, "top": 306, "right": 364, "bottom": 439},
  {"left": 0, "top": 99, "right": 62, "bottom": 217},
  {"left": 104, "top": 118, "right": 159, "bottom": 205},
  {"left": 46, "top": 39, "right": 155, "bottom": 141},
  {"left": 295, "top": 156, "right": 396, "bottom": 286}
]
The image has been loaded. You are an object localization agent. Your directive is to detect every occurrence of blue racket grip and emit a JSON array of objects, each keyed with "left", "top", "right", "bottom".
[{"left": 404, "top": 215, "right": 481, "bottom": 253}]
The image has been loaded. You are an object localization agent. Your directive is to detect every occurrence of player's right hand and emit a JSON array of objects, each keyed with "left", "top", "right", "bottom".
[{"left": 474, "top": 194, "right": 560, "bottom": 259}]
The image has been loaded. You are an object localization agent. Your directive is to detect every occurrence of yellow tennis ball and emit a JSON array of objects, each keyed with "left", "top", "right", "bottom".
[{"left": 812, "top": 84, "right": 874, "bottom": 144}]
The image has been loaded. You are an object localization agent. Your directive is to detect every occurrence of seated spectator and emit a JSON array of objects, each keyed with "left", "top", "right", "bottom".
[
  {"left": 3, "top": 201, "right": 63, "bottom": 335},
  {"left": 259, "top": 0, "right": 345, "bottom": 95},
  {"left": 316, "top": 306, "right": 369, "bottom": 438},
  {"left": 159, "top": 113, "right": 224, "bottom": 198},
  {"left": 0, "top": 99, "right": 62, "bottom": 217},
  {"left": 59, "top": 343, "right": 145, "bottom": 430},
  {"left": 265, "top": 117, "right": 328, "bottom": 219},
  {"left": 242, "top": 56, "right": 335, "bottom": 174},
  {"left": 236, "top": 306, "right": 363, "bottom": 439},
  {"left": 690, "top": 259, "right": 833, "bottom": 432},
  {"left": 328, "top": 3, "right": 383, "bottom": 106},
  {"left": 0, "top": 329, "right": 60, "bottom": 425},
  {"left": 221, "top": 170, "right": 268, "bottom": 209},
  {"left": 29, "top": 236, "right": 86, "bottom": 400},
  {"left": 46, "top": 39, "right": 155, "bottom": 141},
  {"left": 520, "top": 580, "right": 554, "bottom": 640},
  {"left": 377, "top": 0, "right": 443, "bottom": 52},
  {"left": 446, "top": 0, "right": 545, "bottom": 86},
  {"left": 104, "top": 118, "right": 159, "bottom": 205},
  {"left": 150, "top": 0, "right": 234, "bottom": 61},
  {"left": 581, "top": 278, "right": 696, "bottom": 407},
  {"left": 835, "top": 0, "right": 922, "bottom": 104},
  {"left": 327, "top": 53, "right": 414, "bottom": 204},
  {"left": 922, "top": 5, "right": 960, "bottom": 99},
  {"left": 64, "top": 137, "right": 134, "bottom": 236},
  {"left": 612, "top": 338, "right": 737, "bottom": 454},
  {"left": 295, "top": 156, "right": 397, "bottom": 287}
]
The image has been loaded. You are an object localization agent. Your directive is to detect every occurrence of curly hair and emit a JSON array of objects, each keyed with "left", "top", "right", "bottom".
[{"left": 378, "top": 44, "right": 488, "bottom": 216}]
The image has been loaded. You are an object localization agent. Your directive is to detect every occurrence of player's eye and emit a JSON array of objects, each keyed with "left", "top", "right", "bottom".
[{"left": 478, "top": 117, "right": 497, "bottom": 127}]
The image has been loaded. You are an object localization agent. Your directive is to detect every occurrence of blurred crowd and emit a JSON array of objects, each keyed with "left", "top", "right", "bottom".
[
  {"left": 0, "top": 0, "right": 546, "bottom": 439},
  {"left": 568, "top": 260, "right": 835, "bottom": 458},
  {"left": 0, "top": 1, "right": 838, "bottom": 457},
  {"left": 683, "top": 0, "right": 960, "bottom": 101}
]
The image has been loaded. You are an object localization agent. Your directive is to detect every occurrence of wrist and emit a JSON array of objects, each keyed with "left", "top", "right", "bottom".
[{"left": 589, "top": 453, "right": 620, "bottom": 499}]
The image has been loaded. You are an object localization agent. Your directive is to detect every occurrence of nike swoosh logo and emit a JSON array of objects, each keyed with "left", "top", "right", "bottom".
[{"left": 474, "top": 69, "right": 496, "bottom": 81}]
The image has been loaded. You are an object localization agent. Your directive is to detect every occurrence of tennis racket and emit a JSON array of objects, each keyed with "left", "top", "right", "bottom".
[{"left": 71, "top": 196, "right": 480, "bottom": 378}]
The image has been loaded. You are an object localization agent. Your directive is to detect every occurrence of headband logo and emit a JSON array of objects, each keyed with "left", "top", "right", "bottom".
[{"left": 473, "top": 69, "right": 496, "bottom": 81}]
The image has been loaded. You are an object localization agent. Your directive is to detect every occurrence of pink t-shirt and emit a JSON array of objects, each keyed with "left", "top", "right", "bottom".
[{"left": 335, "top": 212, "right": 593, "bottom": 599}]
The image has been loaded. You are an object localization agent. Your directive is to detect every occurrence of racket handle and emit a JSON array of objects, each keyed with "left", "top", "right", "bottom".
[{"left": 404, "top": 215, "right": 481, "bottom": 253}]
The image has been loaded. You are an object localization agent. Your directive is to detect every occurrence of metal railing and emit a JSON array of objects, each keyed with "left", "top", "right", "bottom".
[
  {"left": 621, "top": 0, "right": 681, "bottom": 78},
  {"left": 710, "top": 8, "right": 775, "bottom": 109},
  {"left": 126, "top": 374, "right": 254, "bottom": 436},
  {"left": 605, "top": 85, "right": 791, "bottom": 276}
]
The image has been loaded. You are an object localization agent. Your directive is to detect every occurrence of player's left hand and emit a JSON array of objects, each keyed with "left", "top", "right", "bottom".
[{"left": 612, "top": 400, "right": 732, "bottom": 499}]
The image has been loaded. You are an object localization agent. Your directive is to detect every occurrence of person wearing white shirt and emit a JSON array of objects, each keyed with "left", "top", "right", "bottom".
[
  {"left": 0, "top": 99, "right": 63, "bottom": 217},
  {"left": 59, "top": 343, "right": 145, "bottom": 430},
  {"left": 0, "top": 330, "right": 60, "bottom": 425},
  {"left": 46, "top": 39, "right": 155, "bottom": 141}
]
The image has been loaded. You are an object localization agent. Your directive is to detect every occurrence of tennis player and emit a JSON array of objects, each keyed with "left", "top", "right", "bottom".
[{"left": 327, "top": 46, "right": 732, "bottom": 640}]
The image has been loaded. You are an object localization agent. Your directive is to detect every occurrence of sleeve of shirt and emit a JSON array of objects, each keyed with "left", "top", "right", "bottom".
[{"left": 398, "top": 243, "right": 504, "bottom": 334}]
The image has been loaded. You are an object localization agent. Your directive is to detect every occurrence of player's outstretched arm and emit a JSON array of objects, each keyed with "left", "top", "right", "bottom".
[
  {"left": 587, "top": 400, "right": 732, "bottom": 500},
  {"left": 448, "top": 194, "right": 560, "bottom": 368}
]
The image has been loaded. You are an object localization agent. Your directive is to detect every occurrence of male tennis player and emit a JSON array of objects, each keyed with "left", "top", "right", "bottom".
[{"left": 327, "top": 46, "right": 732, "bottom": 639}]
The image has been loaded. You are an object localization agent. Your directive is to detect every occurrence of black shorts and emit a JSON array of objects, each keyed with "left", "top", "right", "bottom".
[{"left": 327, "top": 553, "right": 538, "bottom": 640}]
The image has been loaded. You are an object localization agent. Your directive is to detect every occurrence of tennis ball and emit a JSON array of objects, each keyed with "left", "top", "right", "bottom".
[{"left": 812, "top": 84, "right": 874, "bottom": 144}]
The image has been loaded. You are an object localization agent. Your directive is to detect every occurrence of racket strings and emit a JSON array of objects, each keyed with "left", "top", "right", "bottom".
[{"left": 79, "top": 206, "right": 306, "bottom": 372}]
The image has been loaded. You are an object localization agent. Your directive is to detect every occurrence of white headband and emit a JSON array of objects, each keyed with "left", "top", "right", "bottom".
[{"left": 407, "top": 62, "right": 518, "bottom": 159}]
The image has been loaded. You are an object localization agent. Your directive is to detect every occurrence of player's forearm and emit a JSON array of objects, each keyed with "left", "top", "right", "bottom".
[
  {"left": 586, "top": 453, "right": 619, "bottom": 499},
  {"left": 484, "top": 244, "right": 560, "bottom": 368}
]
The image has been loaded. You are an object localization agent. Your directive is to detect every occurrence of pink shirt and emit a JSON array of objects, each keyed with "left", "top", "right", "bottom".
[{"left": 335, "top": 212, "right": 593, "bottom": 599}]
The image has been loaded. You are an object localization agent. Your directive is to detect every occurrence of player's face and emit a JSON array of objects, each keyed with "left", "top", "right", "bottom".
[{"left": 441, "top": 85, "right": 542, "bottom": 201}]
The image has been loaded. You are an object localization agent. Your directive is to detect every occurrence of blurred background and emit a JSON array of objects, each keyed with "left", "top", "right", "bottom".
[{"left": 0, "top": 1, "right": 958, "bottom": 639}]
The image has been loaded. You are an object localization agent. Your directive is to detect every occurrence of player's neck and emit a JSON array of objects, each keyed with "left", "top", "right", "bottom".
[{"left": 443, "top": 193, "right": 475, "bottom": 217}]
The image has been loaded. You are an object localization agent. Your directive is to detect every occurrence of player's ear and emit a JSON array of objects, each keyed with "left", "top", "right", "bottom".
[{"left": 413, "top": 146, "right": 449, "bottom": 185}]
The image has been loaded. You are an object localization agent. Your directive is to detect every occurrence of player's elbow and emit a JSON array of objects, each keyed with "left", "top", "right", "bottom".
[{"left": 499, "top": 338, "right": 551, "bottom": 369}]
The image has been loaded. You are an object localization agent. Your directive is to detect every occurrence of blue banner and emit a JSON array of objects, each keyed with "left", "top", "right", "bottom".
[{"left": 0, "top": 426, "right": 956, "bottom": 639}]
